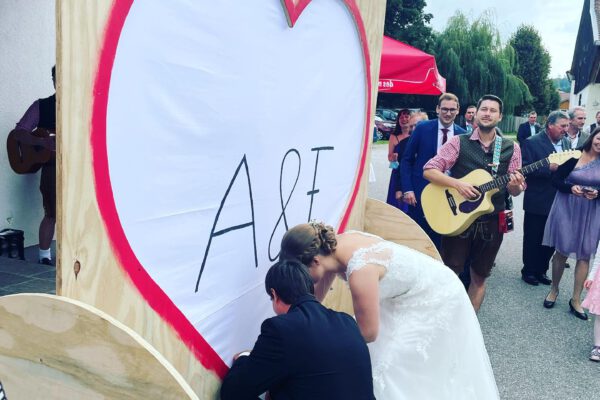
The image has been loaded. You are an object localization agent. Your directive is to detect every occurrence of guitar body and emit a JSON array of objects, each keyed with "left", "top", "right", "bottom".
[
  {"left": 421, "top": 150, "right": 581, "bottom": 237},
  {"left": 421, "top": 169, "right": 499, "bottom": 236},
  {"left": 6, "top": 128, "right": 55, "bottom": 174}
]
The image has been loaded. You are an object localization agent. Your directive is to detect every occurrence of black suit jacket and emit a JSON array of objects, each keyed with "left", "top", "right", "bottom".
[
  {"left": 517, "top": 122, "right": 541, "bottom": 148},
  {"left": 522, "top": 131, "right": 570, "bottom": 215},
  {"left": 220, "top": 295, "right": 375, "bottom": 400}
]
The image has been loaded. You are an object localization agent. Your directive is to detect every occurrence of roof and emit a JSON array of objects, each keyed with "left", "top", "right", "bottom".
[
  {"left": 595, "top": 0, "right": 600, "bottom": 42},
  {"left": 570, "top": 0, "right": 600, "bottom": 93}
]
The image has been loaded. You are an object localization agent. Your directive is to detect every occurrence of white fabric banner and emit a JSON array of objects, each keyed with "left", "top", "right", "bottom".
[{"left": 104, "top": 0, "right": 367, "bottom": 366}]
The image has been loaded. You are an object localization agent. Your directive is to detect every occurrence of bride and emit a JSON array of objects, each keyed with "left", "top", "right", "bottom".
[{"left": 279, "top": 222, "right": 499, "bottom": 399}]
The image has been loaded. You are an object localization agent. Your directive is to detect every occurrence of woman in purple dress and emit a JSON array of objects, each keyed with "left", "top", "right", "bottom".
[
  {"left": 386, "top": 109, "right": 412, "bottom": 212},
  {"left": 542, "top": 129, "right": 600, "bottom": 320}
]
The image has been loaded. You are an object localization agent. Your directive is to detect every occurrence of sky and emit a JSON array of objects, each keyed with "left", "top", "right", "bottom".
[{"left": 424, "top": 0, "right": 585, "bottom": 77}]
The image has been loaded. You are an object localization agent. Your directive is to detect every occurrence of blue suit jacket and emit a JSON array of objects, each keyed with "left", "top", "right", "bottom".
[
  {"left": 220, "top": 295, "right": 375, "bottom": 400},
  {"left": 400, "top": 119, "right": 467, "bottom": 198}
]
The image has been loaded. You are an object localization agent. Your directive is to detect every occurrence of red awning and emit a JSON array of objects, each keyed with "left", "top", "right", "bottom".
[{"left": 378, "top": 36, "right": 446, "bottom": 95}]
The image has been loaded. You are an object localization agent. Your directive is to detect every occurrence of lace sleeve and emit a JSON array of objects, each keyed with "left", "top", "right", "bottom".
[{"left": 345, "top": 242, "right": 392, "bottom": 281}]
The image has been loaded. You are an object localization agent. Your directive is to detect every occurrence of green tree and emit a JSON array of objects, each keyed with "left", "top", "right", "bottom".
[
  {"left": 552, "top": 75, "right": 571, "bottom": 92},
  {"left": 384, "top": 0, "right": 435, "bottom": 52},
  {"left": 433, "top": 12, "right": 531, "bottom": 115},
  {"left": 510, "top": 25, "right": 558, "bottom": 114}
]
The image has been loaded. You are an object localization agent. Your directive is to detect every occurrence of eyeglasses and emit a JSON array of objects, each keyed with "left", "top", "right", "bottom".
[{"left": 440, "top": 108, "right": 458, "bottom": 114}]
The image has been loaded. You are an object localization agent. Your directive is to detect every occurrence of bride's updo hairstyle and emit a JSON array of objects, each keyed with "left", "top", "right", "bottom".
[{"left": 280, "top": 222, "right": 337, "bottom": 267}]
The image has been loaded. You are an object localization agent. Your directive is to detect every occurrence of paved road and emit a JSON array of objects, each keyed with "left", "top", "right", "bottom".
[{"left": 368, "top": 143, "right": 597, "bottom": 400}]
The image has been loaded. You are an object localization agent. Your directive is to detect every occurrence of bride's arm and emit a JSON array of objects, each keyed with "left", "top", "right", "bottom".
[
  {"left": 348, "top": 265, "right": 380, "bottom": 343},
  {"left": 314, "top": 271, "right": 337, "bottom": 302}
]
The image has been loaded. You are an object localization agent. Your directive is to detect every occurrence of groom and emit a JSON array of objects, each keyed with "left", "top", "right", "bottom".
[{"left": 220, "top": 259, "right": 375, "bottom": 400}]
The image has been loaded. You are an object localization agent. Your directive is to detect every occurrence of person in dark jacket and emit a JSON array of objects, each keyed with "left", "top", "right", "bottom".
[
  {"left": 220, "top": 259, "right": 375, "bottom": 400},
  {"left": 516, "top": 111, "right": 542, "bottom": 148},
  {"left": 520, "top": 111, "right": 570, "bottom": 286}
]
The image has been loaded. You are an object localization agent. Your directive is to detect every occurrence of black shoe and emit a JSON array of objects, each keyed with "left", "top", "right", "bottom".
[
  {"left": 565, "top": 262, "right": 571, "bottom": 269},
  {"left": 521, "top": 274, "right": 539, "bottom": 286},
  {"left": 39, "top": 257, "right": 53, "bottom": 266},
  {"left": 543, "top": 290, "right": 558, "bottom": 309},
  {"left": 569, "top": 299, "right": 588, "bottom": 320},
  {"left": 536, "top": 274, "right": 552, "bottom": 285}
]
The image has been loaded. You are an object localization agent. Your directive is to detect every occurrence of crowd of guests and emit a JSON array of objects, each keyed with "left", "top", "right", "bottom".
[{"left": 384, "top": 95, "right": 600, "bottom": 361}]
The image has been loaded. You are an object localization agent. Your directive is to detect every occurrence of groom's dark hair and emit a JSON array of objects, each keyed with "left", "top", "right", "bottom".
[{"left": 265, "top": 259, "right": 315, "bottom": 305}]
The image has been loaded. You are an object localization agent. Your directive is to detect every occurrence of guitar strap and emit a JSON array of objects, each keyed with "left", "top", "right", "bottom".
[{"left": 490, "top": 134, "right": 502, "bottom": 178}]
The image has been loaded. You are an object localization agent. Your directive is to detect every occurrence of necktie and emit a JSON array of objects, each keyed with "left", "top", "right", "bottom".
[{"left": 441, "top": 128, "right": 449, "bottom": 144}]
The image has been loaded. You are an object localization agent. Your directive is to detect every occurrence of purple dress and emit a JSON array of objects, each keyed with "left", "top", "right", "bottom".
[{"left": 543, "top": 158, "right": 600, "bottom": 260}]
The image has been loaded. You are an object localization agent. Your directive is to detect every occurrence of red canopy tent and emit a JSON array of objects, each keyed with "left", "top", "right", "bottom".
[{"left": 378, "top": 36, "right": 446, "bottom": 95}]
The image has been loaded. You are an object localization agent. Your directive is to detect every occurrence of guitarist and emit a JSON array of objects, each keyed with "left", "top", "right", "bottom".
[
  {"left": 423, "top": 95, "right": 525, "bottom": 312},
  {"left": 12, "top": 66, "right": 56, "bottom": 265},
  {"left": 521, "top": 111, "right": 571, "bottom": 288}
]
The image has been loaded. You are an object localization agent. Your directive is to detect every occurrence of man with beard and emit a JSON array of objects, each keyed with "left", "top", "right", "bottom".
[{"left": 423, "top": 95, "right": 525, "bottom": 311}]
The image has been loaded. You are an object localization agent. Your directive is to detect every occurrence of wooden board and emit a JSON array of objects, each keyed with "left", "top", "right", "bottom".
[
  {"left": 364, "top": 198, "right": 441, "bottom": 261},
  {"left": 322, "top": 198, "right": 441, "bottom": 314},
  {"left": 56, "top": 0, "right": 387, "bottom": 397},
  {"left": 0, "top": 294, "right": 196, "bottom": 399}
]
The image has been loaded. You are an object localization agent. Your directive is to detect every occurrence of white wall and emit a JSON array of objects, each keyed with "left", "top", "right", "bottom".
[
  {"left": 0, "top": 0, "right": 55, "bottom": 246},
  {"left": 570, "top": 81, "right": 600, "bottom": 129}
]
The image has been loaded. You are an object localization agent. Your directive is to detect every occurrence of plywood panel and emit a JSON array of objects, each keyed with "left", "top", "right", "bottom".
[
  {"left": 364, "top": 198, "right": 441, "bottom": 260},
  {"left": 0, "top": 294, "right": 196, "bottom": 399},
  {"left": 344, "top": 0, "right": 387, "bottom": 232},
  {"left": 56, "top": 1, "right": 220, "bottom": 397},
  {"left": 57, "top": 0, "right": 387, "bottom": 398}
]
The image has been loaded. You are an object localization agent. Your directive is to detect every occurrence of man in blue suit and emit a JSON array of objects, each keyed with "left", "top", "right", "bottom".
[
  {"left": 220, "top": 259, "right": 375, "bottom": 400},
  {"left": 400, "top": 93, "right": 466, "bottom": 248},
  {"left": 521, "top": 111, "right": 571, "bottom": 289}
]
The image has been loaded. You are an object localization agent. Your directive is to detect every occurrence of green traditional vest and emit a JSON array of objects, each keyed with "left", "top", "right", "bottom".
[{"left": 451, "top": 133, "right": 514, "bottom": 213}]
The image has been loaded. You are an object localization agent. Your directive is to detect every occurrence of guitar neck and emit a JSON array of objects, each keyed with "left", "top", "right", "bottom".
[{"left": 478, "top": 158, "right": 549, "bottom": 193}]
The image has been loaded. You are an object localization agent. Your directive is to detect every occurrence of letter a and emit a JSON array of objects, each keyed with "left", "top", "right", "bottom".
[{"left": 195, "top": 155, "right": 257, "bottom": 292}]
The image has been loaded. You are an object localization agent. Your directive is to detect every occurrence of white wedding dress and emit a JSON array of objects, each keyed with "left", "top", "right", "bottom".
[{"left": 345, "top": 232, "right": 499, "bottom": 400}]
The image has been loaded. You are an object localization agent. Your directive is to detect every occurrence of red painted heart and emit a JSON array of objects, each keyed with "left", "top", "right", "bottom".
[{"left": 91, "top": 0, "right": 371, "bottom": 378}]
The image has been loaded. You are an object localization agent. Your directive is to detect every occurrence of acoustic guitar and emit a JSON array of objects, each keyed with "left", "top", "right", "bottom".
[
  {"left": 421, "top": 150, "right": 581, "bottom": 236},
  {"left": 6, "top": 128, "right": 56, "bottom": 174}
]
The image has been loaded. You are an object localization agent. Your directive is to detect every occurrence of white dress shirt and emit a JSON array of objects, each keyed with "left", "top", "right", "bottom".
[{"left": 436, "top": 120, "right": 455, "bottom": 151}]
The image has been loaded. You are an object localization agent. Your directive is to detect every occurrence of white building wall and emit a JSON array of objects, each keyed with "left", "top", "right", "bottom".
[
  {"left": 0, "top": 0, "right": 56, "bottom": 246},
  {"left": 570, "top": 81, "right": 600, "bottom": 130}
]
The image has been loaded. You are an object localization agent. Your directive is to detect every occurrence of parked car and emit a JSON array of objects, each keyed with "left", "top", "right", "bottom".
[
  {"left": 376, "top": 108, "right": 398, "bottom": 122},
  {"left": 374, "top": 115, "right": 395, "bottom": 140}
]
